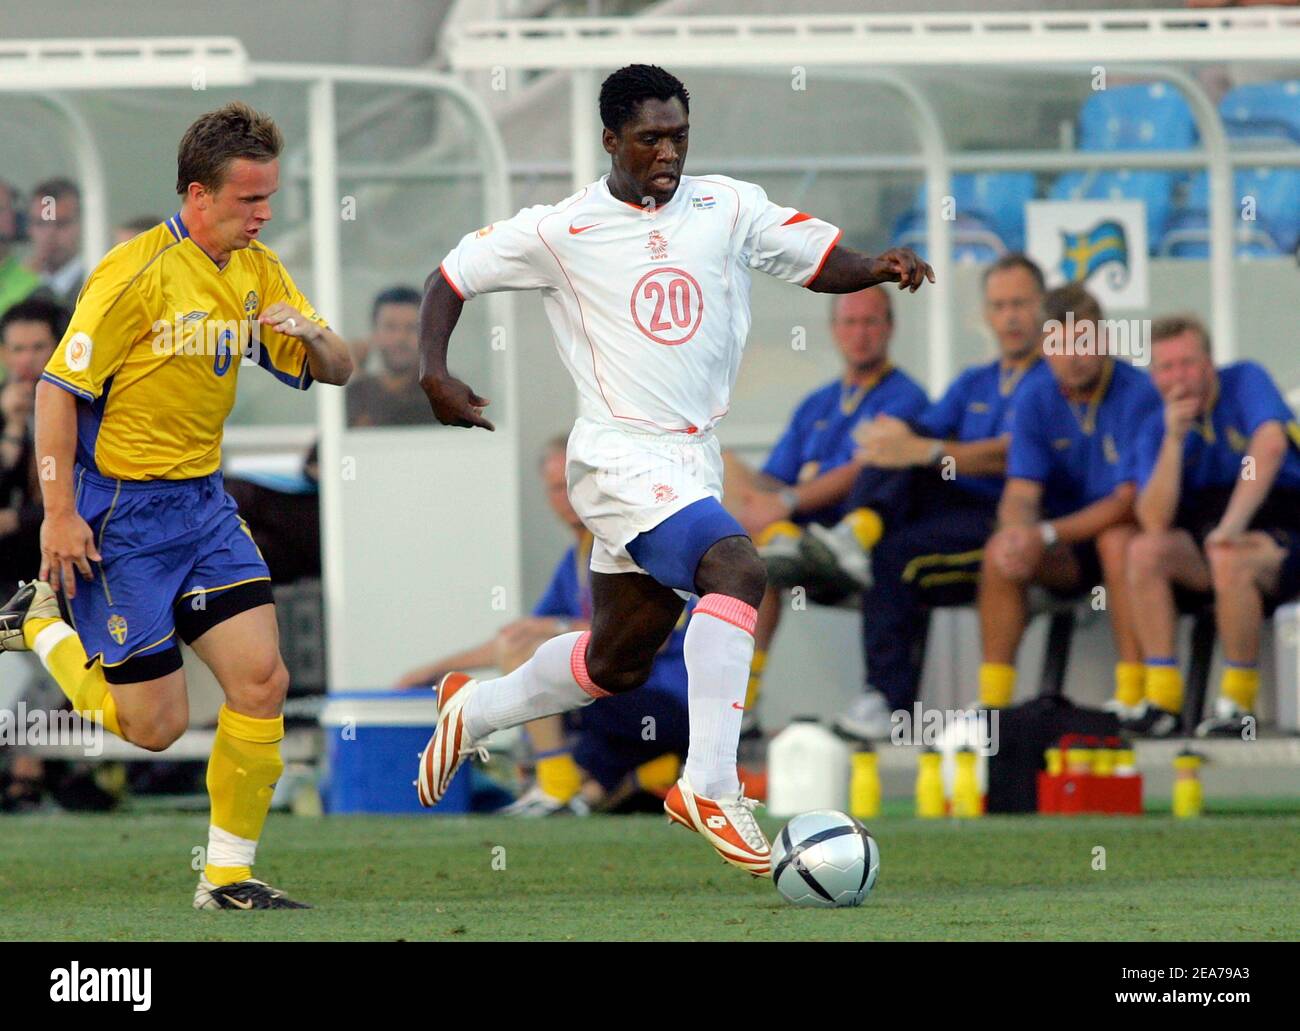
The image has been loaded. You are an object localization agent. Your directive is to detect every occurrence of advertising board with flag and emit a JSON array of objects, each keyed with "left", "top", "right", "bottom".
[{"left": 1026, "top": 199, "right": 1150, "bottom": 309}]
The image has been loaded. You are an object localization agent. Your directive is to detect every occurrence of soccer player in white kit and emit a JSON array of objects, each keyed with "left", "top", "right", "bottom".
[{"left": 415, "top": 65, "right": 932, "bottom": 876}]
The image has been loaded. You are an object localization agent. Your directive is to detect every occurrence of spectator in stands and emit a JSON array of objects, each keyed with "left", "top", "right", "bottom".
[
  {"left": 975, "top": 284, "right": 1160, "bottom": 710},
  {"left": 397, "top": 437, "right": 690, "bottom": 815},
  {"left": 0, "top": 180, "right": 40, "bottom": 319},
  {"left": 113, "top": 216, "right": 164, "bottom": 247},
  {"left": 227, "top": 283, "right": 440, "bottom": 578},
  {"left": 25, "top": 178, "right": 84, "bottom": 309},
  {"left": 803, "top": 254, "right": 1051, "bottom": 740},
  {"left": 724, "top": 286, "right": 928, "bottom": 730},
  {"left": 0, "top": 297, "right": 66, "bottom": 813},
  {"left": 346, "top": 285, "right": 436, "bottom": 427},
  {"left": 1126, "top": 315, "right": 1300, "bottom": 737},
  {"left": 0, "top": 296, "right": 65, "bottom": 596}
]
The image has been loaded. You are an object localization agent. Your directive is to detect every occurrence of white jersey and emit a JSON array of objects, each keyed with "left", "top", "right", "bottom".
[{"left": 439, "top": 173, "right": 841, "bottom": 437}]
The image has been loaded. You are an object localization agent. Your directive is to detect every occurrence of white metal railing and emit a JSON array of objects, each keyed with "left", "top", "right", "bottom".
[
  {"left": 449, "top": 9, "right": 1300, "bottom": 69},
  {"left": 0, "top": 37, "right": 251, "bottom": 90}
]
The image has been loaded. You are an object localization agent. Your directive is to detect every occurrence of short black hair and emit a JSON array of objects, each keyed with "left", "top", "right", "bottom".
[
  {"left": 371, "top": 285, "right": 422, "bottom": 325},
  {"left": 599, "top": 64, "right": 690, "bottom": 134},
  {"left": 0, "top": 295, "right": 70, "bottom": 344},
  {"left": 982, "top": 252, "right": 1045, "bottom": 294},
  {"left": 31, "top": 177, "right": 79, "bottom": 202}
]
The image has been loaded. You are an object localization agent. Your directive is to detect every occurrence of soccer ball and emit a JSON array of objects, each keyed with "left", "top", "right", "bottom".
[{"left": 771, "top": 810, "right": 880, "bottom": 908}]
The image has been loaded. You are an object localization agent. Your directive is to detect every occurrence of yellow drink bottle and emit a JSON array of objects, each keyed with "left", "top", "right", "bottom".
[
  {"left": 951, "top": 748, "right": 982, "bottom": 818},
  {"left": 1173, "top": 750, "right": 1203, "bottom": 818},
  {"left": 916, "top": 749, "right": 945, "bottom": 818},
  {"left": 849, "top": 747, "right": 881, "bottom": 820}
]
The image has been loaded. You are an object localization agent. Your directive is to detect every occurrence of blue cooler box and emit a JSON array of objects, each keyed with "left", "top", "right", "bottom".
[{"left": 321, "top": 690, "right": 472, "bottom": 813}]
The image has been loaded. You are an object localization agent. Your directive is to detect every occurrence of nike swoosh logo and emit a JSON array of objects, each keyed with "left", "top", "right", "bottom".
[
  {"left": 225, "top": 896, "right": 254, "bottom": 910},
  {"left": 731, "top": 702, "right": 748, "bottom": 711},
  {"left": 569, "top": 222, "right": 602, "bottom": 235}
]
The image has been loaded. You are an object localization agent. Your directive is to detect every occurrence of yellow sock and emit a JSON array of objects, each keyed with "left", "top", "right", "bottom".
[
  {"left": 1114, "top": 661, "right": 1145, "bottom": 708},
  {"left": 204, "top": 704, "right": 283, "bottom": 887},
  {"left": 755, "top": 519, "right": 800, "bottom": 547},
  {"left": 24, "top": 616, "right": 121, "bottom": 737},
  {"left": 1145, "top": 663, "right": 1184, "bottom": 714},
  {"left": 635, "top": 752, "right": 681, "bottom": 793},
  {"left": 846, "top": 508, "right": 884, "bottom": 551},
  {"left": 1220, "top": 665, "right": 1259, "bottom": 711},
  {"left": 535, "top": 752, "right": 582, "bottom": 803},
  {"left": 745, "top": 648, "right": 767, "bottom": 711},
  {"left": 979, "top": 662, "right": 1016, "bottom": 708}
]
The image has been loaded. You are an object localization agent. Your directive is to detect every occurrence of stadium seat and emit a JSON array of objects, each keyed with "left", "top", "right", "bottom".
[
  {"left": 1235, "top": 166, "right": 1300, "bottom": 253},
  {"left": 1156, "top": 210, "right": 1282, "bottom": 260},
  {"left": 1077, "top": 81, "right": 1198, "bottom": 153},
  {"left": 1160, "top": 170, "right": 1296, "bottom": 258},
  {"left": 1049, "top": 169, "right": 1178, "bottom": 250},
  {"left": 911, "top": 173, "right": 1038, "bottom": 251},
  {"left": 1220, "top": 79, "right": 1300, "bottom": 147},
  {"left": 889, "top": 208, "right": 1006, "bottom": 264}
]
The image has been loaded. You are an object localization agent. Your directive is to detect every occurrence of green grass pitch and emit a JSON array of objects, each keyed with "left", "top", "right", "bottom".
[{"left": 3, "top": 806, "right": 1296, "bottom": 941}]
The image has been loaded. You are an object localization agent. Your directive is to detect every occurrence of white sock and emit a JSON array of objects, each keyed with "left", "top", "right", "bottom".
[
  {"left": 462, "top": 630, "right": 605, "bottom": 739},
  {"left": 206, "top": 824, "right": 257, "bottom": 872},
  {"left": 683, "top": 593, "right": 757, "bottom": 798}
]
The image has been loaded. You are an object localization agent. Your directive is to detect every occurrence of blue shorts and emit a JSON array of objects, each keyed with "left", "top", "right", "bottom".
[
  {"left": 69, "top": 467, "right": 274, "bottom": 683},
  {"left": 625, "top": 497, "right": 747, "bottom": 595}
]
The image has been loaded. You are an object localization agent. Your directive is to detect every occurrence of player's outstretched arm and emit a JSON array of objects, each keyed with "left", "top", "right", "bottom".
[
  {"left": 806, "top": 245, "right": 934, "bottom": 294},
  {"left": 417, "top": 269, "right": 494, "bottom": 431}
]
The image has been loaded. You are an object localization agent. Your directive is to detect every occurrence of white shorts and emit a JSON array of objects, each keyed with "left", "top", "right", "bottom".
[{"left": 566, "top": 417, "right": 725, "bottom": 576}]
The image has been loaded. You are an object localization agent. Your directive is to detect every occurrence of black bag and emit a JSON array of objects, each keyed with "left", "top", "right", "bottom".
[{"left": 985, "top": 696, "right": 1121, "bottom": 813}]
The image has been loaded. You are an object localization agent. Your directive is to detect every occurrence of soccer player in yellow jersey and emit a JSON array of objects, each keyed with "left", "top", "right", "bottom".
[{"left": 0, "top": 102, "right": 352, "bottom": 910}]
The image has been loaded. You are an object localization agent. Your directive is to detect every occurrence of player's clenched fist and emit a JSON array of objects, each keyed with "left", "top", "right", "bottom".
[
  {"left": 420, "top": 373, "right": 495, "bottom": 431},
  {"left": 258, "top": 302, "right": 314, "bottom": 340},
  {"left": 1163, "top": 385, "right": 1199, "bottom": 439},
  {"left": 39, "top": 509, "right": 100, "bottom": 599},
  {"left": 870, "top": 247, "right": 935, "bottom": 293}
]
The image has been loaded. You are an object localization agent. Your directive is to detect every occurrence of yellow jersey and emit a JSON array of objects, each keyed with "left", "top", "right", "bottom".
[{"left": 42, "top": 212, "right": 324, "bottom": 480}]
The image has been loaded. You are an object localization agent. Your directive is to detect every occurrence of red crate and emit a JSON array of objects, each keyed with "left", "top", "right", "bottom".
[{"left": 1038, "top": 734, "right": 1143, "bottom": 814}]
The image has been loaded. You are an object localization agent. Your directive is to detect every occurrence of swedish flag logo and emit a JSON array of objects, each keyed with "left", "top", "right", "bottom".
[
  {"left": 1060, "top": 220, "right": 1128, "bottom": 284},
  {"left": 107, "top": 614, "right": 128, "bottom": 646}
]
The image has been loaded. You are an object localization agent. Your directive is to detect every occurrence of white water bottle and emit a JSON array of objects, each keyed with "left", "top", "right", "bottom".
[{"left": 767, "top": 717, "right": 851, "bottom": 818}]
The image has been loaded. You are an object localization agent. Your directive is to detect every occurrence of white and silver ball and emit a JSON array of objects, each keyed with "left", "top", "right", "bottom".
[{"left": 771, "top": 810, "right": 880, "bottom": 908}]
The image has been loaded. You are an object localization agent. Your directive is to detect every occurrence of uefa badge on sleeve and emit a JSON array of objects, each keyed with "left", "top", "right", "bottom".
[{"left": 66, "top": 332, "right": 93, "bottom": 372}]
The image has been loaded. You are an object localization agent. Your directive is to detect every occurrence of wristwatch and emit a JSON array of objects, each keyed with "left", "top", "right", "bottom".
[
  {"left": 779, "top": 487, "right": 799, "bottom": 514},
  {"left": 1038, "top": 521, "right": 1060, "bottom": 548},
  {"left": 926, "top": 441, "right": 944, "bottom": 467}
]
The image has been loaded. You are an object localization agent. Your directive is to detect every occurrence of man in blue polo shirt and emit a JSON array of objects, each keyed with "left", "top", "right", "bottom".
[
  {"left": 1125, "top": 315, "right": 1300, "bottom": 737},
  {"left": 976, "top": 284, "right": 1160, "bottom": 709},
  {"left": 726, "top": 286, "right": 927, "bottom": 728},
  {"left": 801, "top": 254, "right": 1050, "bottom": 739}
]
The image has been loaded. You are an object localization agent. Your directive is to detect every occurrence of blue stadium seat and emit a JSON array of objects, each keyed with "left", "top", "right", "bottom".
[
  {"left": 1049, "top": 169, "right": 1177, "bottom": 249},
  {"left": 913, "top": 173, "right": 1038, "bottom": 251},
  {"left": 1077, "top": 81, "right": 1198, "bottom": 152},
  {"left": 1155, "top": 210, "right": 1282, "bottom": 260},
  {"left": 889, "top": 209, "right": 1005, "bottom": 265},
  {"left": 1220, "top": 80, "right": 1300, "bottom": 147},
  {"left": 1178, "top": 169, "right": 1299, "bottom": 255},
  {"left": 1236, "top": 167, "right": 1300, "bottom": 252}
]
